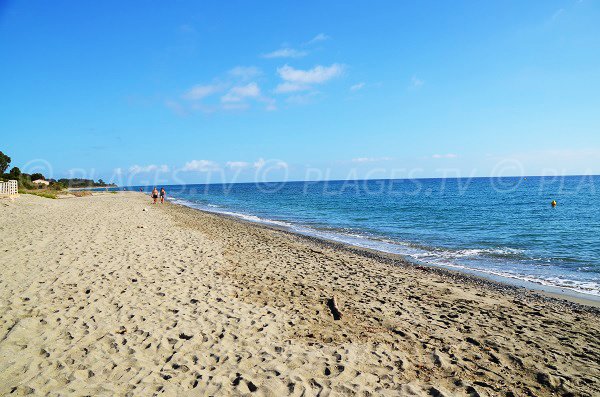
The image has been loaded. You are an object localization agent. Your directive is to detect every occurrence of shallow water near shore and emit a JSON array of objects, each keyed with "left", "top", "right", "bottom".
[{"left": 130, "top": 176, "right": 600, "bottom": 297}]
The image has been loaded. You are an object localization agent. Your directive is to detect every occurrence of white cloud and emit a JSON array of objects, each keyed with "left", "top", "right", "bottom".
[
  {"left": 351, "top": 157, "right": 393, "bottom": 163},
  {"left": 113, "top": 168, "right": 123, "bottom": 175},
  {"left": 278, "top": 64, "right": 344, "bottom": 84},
  {"left": 226, "top": 161, "right": 250, "bottom": 169},
  {"left": 306, "top": 33, "right": 330, "bottom": 45},
  {"left": 182, "top": 160, "right": 220, "bottom": 172},
  {"left": 253, "top": 158, "right": 288, "bottom": 169},
  {"left": 129, "top": 164, "right": 170, "bottom": 173},
  {"left": 274, "top": 82, "right": 310, "bottom": 93},
  {"left": 221, "top": 83, "right": 261, "bottom": 103},
  {"left": 432, "top": 154, "right": 458, "bottom": 159},
  {"left": 228, "top": 66, "right": 261, "bottom": 80},
  {"left": 411, "top": 75, "right": 424, "bottom": 88},
  {"left": 350, "top": 82, "right": 365, "bottom": 91},
  {"left": 176, "top": 79, "right": 271, "bottom": 113},
  {"left": 182, "top": 84, "right": 223, "bottom": 100},
  {"left": 262, "top": 48, "right": 308, "bottom": 59}
]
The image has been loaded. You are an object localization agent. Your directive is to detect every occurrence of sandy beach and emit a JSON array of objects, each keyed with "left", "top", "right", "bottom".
[{"left": 1, "top": 193, "right": 598, "bottom": 396}]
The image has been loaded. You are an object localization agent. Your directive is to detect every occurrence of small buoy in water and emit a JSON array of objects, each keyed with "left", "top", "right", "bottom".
[{"left": 551, "top": 200, "right": 557, "bottom": 207}]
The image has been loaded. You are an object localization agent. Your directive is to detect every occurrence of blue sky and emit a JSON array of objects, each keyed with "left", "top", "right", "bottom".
[{"left": 1, "top": 0, "right": 599, "bottom": 184}]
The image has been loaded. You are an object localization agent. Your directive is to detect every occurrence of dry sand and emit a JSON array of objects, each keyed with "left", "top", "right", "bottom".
[{"left": 0, "top": 193, "right": 598, "bottom": 396}]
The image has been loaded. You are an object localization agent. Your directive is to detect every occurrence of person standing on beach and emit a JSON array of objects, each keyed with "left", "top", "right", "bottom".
[
  {"left": 151, "top": 187, "right": 159, "bottom": 204},
  {"left": 160, "top": 188, "right": 166, "bottom": 204}
]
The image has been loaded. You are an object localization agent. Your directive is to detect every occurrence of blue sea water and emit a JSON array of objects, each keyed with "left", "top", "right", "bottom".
[{"left": 134, "top": 176, "right": 600, "bottom": 297}]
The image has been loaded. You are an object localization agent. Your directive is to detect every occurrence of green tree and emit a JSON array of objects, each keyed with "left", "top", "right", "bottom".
[
  {"left": 31, "top": 172, "right": 45, "bottom": 181},
  {"left": 0, "top": 151, "right": 10, "bottom": 174},
  {"left": 9, "top": 167, "right": 21, "bottom": 178}
]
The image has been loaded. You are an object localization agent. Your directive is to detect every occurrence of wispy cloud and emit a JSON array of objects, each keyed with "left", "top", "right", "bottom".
[
  {"left": 277, "top": 64, "right": 344, "bottom": 84},
  {"left": 175, "top": 75, "right": 270, "bottom": 113},
  {"left": 350, "top": 82, "right": 365, "bottom": 91},
  {"left": 182, "top": 84, "right": 224, "bottom": 100},
  {"left": 431, "top": 153, "right": 458, "bottom": 159},
  {"left": 221, "top": 83, "right": 261, "bottom": 103},
  {"left": 262, "top": 48, "right": 308, "bottom": 59},
  {"left": 182, "top": 160, "right": 220, "bottom": 172},
  {"left": 264, "top": 34, "right": 330, "bottom": 59},
  {"left": 228, "top": 66, "right": 262, "bottom": 80},
  {"left": 253, "top": 158, "right": 288, "bottom": 169},
  {"left": 274, "top": 64, "right": 343, "bottom": 100},
  {"left": 305, "top": 33, "right": 330, "bottom": 45},
  {"left": 351, "top": 157, "right": 393, "bottom": 163},
  {"left": 274, "top": 82, "right": 310, "bottom": 93},
  {"left": 129, "top": 164, "right": 170, "bottom": 173}
]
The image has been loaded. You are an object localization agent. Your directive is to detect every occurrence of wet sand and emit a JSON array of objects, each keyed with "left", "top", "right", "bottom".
[{"left": 1, "top": 193, "right": 598, "bottom": 396}]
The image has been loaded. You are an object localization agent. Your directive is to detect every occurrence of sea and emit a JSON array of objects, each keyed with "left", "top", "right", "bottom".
[{"left": 125, "top": 176, "right": 600, "bottom": 298}]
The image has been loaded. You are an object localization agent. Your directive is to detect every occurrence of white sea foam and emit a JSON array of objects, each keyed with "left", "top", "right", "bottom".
[
  {"left": 172, "top": 198, "right": 293, "bottom": 228},
  {"left": 431, "top": 261, "right": 600, "bottom": 296}
]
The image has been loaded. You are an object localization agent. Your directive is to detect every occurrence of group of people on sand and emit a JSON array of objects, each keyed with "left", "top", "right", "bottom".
[{"left": 150, "top": 187, "right": 166, "bottom": 204}]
